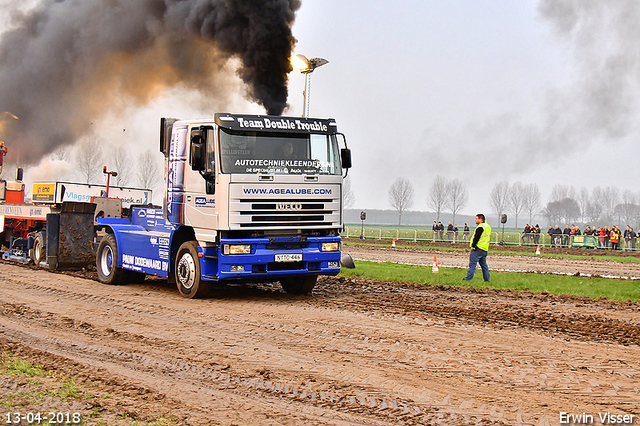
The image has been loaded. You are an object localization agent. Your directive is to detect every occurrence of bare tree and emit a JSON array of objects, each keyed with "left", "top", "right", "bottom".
[
  {"left": 542, "top": 198, "right": 579, "bottom": 225},
  {"left": 577, "top": 187, "right": 590, "bottom": 224},
  {"left": 42, "top": 146, "right": 73, "bottom": 181},
  {"left": 75, "top": 138, "right": 103, "bottom": 184},
  {"left": 427, "top": 175, "right": 447, "bottom": 222},
  {"left": 388, "top": 177, "right": 414, "bottom": 225},
  {"left": 489, "top": 181, "right": 510, "bottom": 222},
  {"left": 508, "top": 181, "right": 526, "bottom": 228},
  {"left": 587, "top": 186, "right": 604, "bottom": 225},
  {"left": 549, "top": 184, "right": 576, "bottom": 202},
  {"left": 137, "top": 149, "right": 161, "bottom": 190},
  {"left": 51, "top": 146, "right": 71, "bottom": 162},
  {"left": 343, "top": 176, "right": 355, "bottom": 209},
  {"left": 585, "top": 202, "right": 600, "bottom": 225},
  {"left": 523, "top": 183, "right": 541, "bottom": 224},
  {"left": 113, "top": 146, "right": 133, "bottom": 187},
  {"left": 601, "top": 186, "right": 620, "bottom": 221},
  {"left": 560, "top": 198, "right": 581, "bottom": 223},
  {"left": 542, "top": 200, "right": 563, "bottom": 225},
  {"left": 446, "top": 178, "right": 467, "bottom": 225},
  {"left": 617, "top": 190, "right": 638, "bottom": 226},
  {"left": 548, "top": 184, "right": 581, "bottom": 224}
]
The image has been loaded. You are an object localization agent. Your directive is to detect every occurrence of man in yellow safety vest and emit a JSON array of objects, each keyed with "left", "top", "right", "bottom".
[{"left": 463, "top": 213, "right": 491, "bottom": 282}]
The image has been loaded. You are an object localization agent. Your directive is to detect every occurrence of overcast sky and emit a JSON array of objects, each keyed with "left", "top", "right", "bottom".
[
  {"left": 286, "top": 0, "right": 640, "bottom": 222},
  {"left": 4, "top": 1, "right": 640, "bottom": 225}
]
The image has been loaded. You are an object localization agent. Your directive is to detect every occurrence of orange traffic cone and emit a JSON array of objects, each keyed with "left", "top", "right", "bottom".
[
  {"left": 392, "top": 238, "right": 396, "bottom": 248},
  {"left": 536, "top": 245, "right": 541, "bottom": 255},
  {"left": 432, "top": 256, "right": 439, "bottom": 273}
]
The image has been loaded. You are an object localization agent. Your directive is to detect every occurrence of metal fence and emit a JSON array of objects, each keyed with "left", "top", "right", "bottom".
[{"left": 343, "top": 227, "right": 640, "bottom": 251}]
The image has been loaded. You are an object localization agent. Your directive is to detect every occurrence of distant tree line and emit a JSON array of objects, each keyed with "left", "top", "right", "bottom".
[
  {"left": 488, "top": 182, "right": 639, "bottom": 228},
  {"left": 387, "top": 175, "right": 468, "bottom": 225},
  {"left": 55, "top": 138, "right": 161, "bottom": 191},
  {"left": 488, "top": 181, "right": 541, "bottom": 228},
  {"left": 540, "top": 185, "right": 639, "bottom": 227}
]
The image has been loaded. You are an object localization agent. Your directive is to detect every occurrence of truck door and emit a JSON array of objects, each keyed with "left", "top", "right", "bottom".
[{"left": 184, "top": 126, "right": 218, "bottom": 240}]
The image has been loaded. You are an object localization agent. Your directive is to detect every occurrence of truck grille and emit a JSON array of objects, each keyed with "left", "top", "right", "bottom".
[{"left": 230, "top": 198, "right": 340, "bottom": 228}]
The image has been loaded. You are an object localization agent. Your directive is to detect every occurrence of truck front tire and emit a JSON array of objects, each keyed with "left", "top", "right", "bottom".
[
  {"left": 280, "top": 275, "right": 317, "bottom": 295},
  {"left": 96, "top": 234, "right": 128, "bottom": 285},
  {"left": 175, "top": 241, "right": 210, "bottom": 298}
]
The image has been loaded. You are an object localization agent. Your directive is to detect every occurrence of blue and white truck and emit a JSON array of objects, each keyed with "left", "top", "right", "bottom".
[{"left": 95, "top": 113, "right": 352, "bottom": 298}]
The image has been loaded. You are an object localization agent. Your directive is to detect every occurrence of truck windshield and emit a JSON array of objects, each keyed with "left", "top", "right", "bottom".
[{"left": 219, "top": 128, "right": 342, "bottom": 175}]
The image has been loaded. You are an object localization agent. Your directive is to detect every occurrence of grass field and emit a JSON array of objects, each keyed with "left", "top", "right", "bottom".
[{"left": 339, "top": 260, "right": 640, "bottom": 303}]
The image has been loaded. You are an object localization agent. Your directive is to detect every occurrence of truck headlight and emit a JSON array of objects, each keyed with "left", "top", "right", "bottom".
[
  {"left": 223, "top": 244, "right": 251, "bottom": 255},
  {"left": 322, "top": 242, "right": 340, "bottom": 252}
]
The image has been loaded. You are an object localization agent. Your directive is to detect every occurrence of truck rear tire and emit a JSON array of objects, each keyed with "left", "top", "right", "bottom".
[
  {"left": 280, "top": 275, "right": 317, "bottom": 295},
  {"left": 96, "top": 234, "right": 128, "bottom": 285},
  {"left": 30, "top": 231, "right": 46, "bottom": 265},
  {"left": 175, "top": 241, "right": 210, "bottom": 298}
]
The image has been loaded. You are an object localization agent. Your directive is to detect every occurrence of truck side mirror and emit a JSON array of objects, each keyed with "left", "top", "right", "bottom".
[
  {"left": 160, "top": 117, "right": 178, "bottom": 157},
  {"left": 190, "top": 129, "right": 206, "bottom": 171},
  {"left": 340, "top": 148, "right": 352, "bottom": 169}
]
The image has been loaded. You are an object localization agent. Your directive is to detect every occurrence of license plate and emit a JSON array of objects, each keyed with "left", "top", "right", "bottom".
[{"left": 275, "top": 253, "right": 302, "bottom": 262}]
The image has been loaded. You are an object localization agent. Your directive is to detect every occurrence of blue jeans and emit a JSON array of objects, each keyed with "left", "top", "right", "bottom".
[{"left": 464, "top": 248, "right": 490, "bottom": 281}]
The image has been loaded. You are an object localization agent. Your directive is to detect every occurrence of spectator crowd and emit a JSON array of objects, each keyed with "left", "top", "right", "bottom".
[
  {"left": 522, "top": 224, "right": 638, "bottom": 250},
  {"left": 423, "top": 220, "right": 638, "bottom": 250},
  {"left": 432, "top": 221, "right": 471, "bottom": 243}
]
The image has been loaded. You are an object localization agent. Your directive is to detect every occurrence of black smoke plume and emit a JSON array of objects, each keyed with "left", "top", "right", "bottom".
[{"left": 0, "top": 0, "right": 300, "bottom": 163}]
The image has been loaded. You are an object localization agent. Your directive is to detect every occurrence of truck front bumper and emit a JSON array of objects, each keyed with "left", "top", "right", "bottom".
[{"left": 200, "top": 236, "right": 342, "bottom": 281}]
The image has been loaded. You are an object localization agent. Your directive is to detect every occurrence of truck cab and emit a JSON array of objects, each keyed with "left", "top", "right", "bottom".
[{"left": 95, "top": 114, "right": 351, "bottom": 298}]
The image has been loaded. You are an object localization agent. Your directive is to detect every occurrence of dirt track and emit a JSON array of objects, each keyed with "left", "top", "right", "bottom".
[{"left": 1, "top": 248, "right": 640, "bottom": 425}]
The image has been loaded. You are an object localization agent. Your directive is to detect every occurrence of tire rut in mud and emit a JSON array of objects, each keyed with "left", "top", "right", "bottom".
[
  {"left": 6, "top": 257, "right": 640, "bottom": 347},
  {"left": 313, "top": 276, "right": 640, "bottom": 346},
  {"left": 1, "top": 267, "right": 515, "bottom": 425},
  {"left": 0, "top": 298, "right": 505, "bottom": 425}
]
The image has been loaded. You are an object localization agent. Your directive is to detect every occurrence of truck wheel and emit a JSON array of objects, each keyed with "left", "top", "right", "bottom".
[
  {"left": 175, "top": 241, "right": 210, "bottom": 298},
  {"left": 30, "top": 231, "right": 46, "bottom": 265},
  {"left": 96, "top": 234, "right": 128, "bottom": 285},
  {"left": 280, "top": 275, "right": 317, "bottom": 295}
]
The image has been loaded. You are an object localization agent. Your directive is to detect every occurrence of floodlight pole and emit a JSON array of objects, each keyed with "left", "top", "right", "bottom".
[
  {"left": 302, "top": 71, "right": 310, "bottom": 118},
  {"left": 295, "top": 54, "right": 328, "bottom": 118}
]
